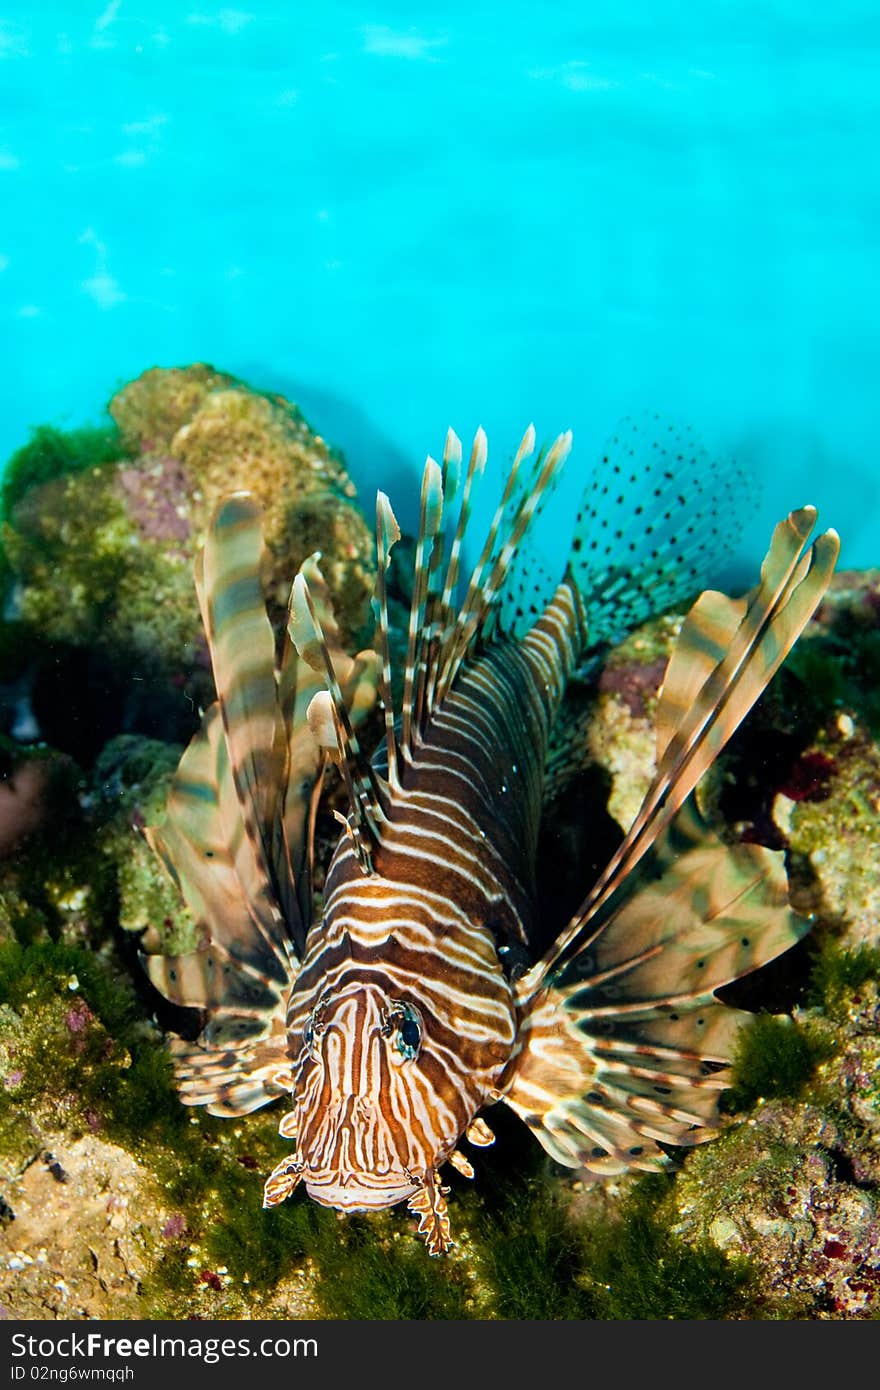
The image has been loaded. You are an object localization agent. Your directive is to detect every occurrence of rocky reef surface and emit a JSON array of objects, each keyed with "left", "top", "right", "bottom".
[
  {"left": 0, "top": 369, "right": 878, "bottom": 1320},
  {"left": 0, "top": 365, "right": 374, "bottom": 759}
]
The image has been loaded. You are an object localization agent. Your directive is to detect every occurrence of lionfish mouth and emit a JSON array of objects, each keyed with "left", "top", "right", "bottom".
[
  {"left": 303, "top": 1169, "right": 422, "bottom": 1212},
  {"left": 263, "top": 1150, "right": 454, "bottom": 1254},
  {"left": 306, "top": 1167, "right": 455, "bottom": 1257}
]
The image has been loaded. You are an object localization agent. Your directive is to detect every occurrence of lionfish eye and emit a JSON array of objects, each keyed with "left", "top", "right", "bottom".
[
  {"left": 302, "top": 992, "right": 331, "bottom": 1055},
  {"left": 386, "top": 1002, "right": 422, "bottom": 1061}
]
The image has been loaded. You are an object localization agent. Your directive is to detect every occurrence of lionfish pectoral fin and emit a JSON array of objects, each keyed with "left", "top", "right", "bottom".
[
  {"left": 161, "top": 1025, "right": 293, "bottom": 1117},
  {"left": 143, "top": 726, "right": 293, "bottom": 1014},
  {"left": 194, "top": 494, "right": 288, "bottom": 874},
  {"left": 149, "top": 498, "right": 296, "bottom": 961},
  {"left": 502, "top": 805, "right": 810, "bottom": 1173},
  {"left": 653, "top": 506, "right": 840, "bottom": 771},
  {"left": 407, "top": 1172, "right": 454, "bottom": 1256},
  {"left": 146, "top": 498, "right": 374, "bottom": 1120},
  {"left": 142, "top": 496, "right": 312, "bottom": 1114},
  {"left": 523, "top": 505, "right": 838, "bottom": 993},
  {"left": 263, "top": 1157, "right": 304, "bottom": 1209}
]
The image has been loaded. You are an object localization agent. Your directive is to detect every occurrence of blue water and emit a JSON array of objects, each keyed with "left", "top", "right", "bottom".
[{"left": 1, "top": 3, "right": 878, "bottom": 572}]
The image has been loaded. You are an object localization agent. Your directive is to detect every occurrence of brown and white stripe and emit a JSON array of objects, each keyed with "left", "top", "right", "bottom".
[{"left": 145, "top": 425, "right": 839, "bottom": 1256}]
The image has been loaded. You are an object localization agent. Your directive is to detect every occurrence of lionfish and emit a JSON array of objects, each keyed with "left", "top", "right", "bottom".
[{"left": 143, "top": 419, "right": 839, "bottom": 1255}]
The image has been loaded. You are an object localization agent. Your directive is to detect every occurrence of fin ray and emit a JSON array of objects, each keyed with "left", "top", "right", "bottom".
[
  {"left": 523, "top": 506, "right": 839, "bottom": 993},
  {"left": 502, "top": 805, "right": 811, "bottom": 1171}
]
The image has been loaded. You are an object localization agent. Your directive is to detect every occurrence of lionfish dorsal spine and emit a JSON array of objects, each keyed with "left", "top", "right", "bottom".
[
  {"left": 400, "top": 454, "right": 445, "bottom": 761},
  {"left": 434, "top": 425, "right": 572, "bottom": 708},
  {"left": 517, "top": 504, "right": 840, "bottom": 998},
  {"left": 436, "top": 426, "right": 484, "bottom": 642},
  {"left": 412, "top": 430, "right": 468, "bottom": 742},
  {"left": 374, "top": 489, "right": 403, "bottom": 787},
  {"left": 423, "top": 427, "right": 465, "bottom": 716},
  {"left": 288, "top": 565, "right": 385, "bottom": 872}
]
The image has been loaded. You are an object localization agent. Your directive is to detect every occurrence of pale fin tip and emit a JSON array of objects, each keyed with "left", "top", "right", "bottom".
[{"left": 444, "top": 427, "right": 462, "bottom": 460}]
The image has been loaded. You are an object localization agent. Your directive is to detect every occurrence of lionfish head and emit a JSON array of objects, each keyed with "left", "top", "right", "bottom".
[{"left": 264, "top": 981, "right": 466, "bottom": 1241}]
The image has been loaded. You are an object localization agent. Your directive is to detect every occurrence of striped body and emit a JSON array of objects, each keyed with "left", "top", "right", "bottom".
[
  {"left": 284, "top": 585, "right": 581, "bottom": 1210},
  {"left": 144, "top": 422, "right": 839, "bottom": 1255}
]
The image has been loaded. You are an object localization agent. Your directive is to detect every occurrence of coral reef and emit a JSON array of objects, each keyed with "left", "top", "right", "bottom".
[
  {"left": 1, "top": 381, "right": 878, "bottom": 1319},
  {"left": 0, "top": 365, "right": 375, "bottom": 762},
  {"left": 672, "top": 976, "right": 880, "bottom": 1318}
]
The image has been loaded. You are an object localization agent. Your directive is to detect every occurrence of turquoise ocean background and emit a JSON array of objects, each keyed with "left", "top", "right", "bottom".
[{"left": 0, "top": 2, "right": 877, "bottom": 573}]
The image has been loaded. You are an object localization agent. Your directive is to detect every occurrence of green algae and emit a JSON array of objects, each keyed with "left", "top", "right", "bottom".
[
  {"left": 782, "top": 733, "right": 880, "bottom": 950},
  {"left": 93, "top": 735, "right": 196, "bottom": 949},
  {"left": 0, "top": 939, "right": 173, "bottom": 1139},
  {"left": 462, "top": 1154, "right": 755, "bottom": 1320},
  {"left": 784, "top": 642, "right": 846, "bottom": 717},
  {"left": 0, "top": 749, "right": 110, "bottom": 949},
  {"left": 576, "top": 1176, "right": 756, "bottom": 1320},
  {"left": 0, "top": 845, "right": 105, "bottom": 950},
  {"left": 0, "top": 940, "right": 134, "bottom": 1028},
  {"left": 0, "top": 422, "right": 129, "bottom": 520},
  {"left": 0, "top": 938, "right": 163, "bottom": 1175},
  {"left": 808, "top": 938, "right": 880, "bottom": 1020},
  {"left": 310, "top": 1217, "right": 475, "bottom": 1319},
  {"left": 786, "top": 616, "right": 880, "bottom": 737},
  {"left": 3, "top": 468, "right": 195, "bottom": 673},
  {"left": 465, "top": 1161, "right": 590, "bottom": 1319},
  {"left": 724, "top": 1013, "right": 836, "bottom": 1112},
  {"left": 0, "top": 886, "right": 50, "bottom": 948}
]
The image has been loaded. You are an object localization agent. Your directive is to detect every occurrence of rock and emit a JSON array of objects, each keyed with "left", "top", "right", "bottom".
[
  {"left": 0, "top": 1133, "right": 160, "bottom": 1319},
  {"left": 784, "top": 732, "right": 880, "bottom": 949},
  {"left": 0, "top": 365, "right": 376, "bottom": 763}
]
